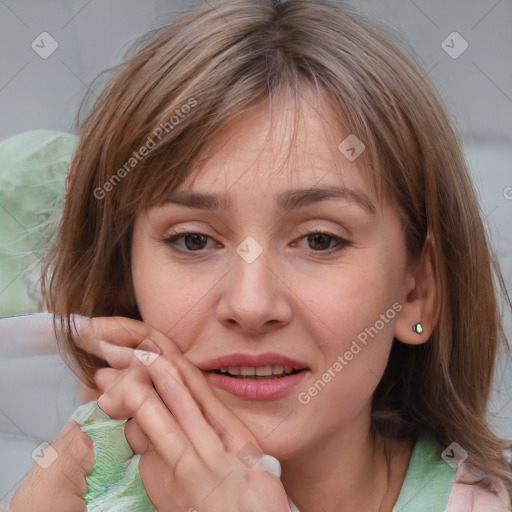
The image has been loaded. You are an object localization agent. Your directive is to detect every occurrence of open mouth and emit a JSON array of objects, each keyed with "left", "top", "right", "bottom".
[
  {"left": 209, "top": 365, "right": 303, "bottom": 380},
  {"left": 200, "top": 353, "right": 310, "bottom": 399}
]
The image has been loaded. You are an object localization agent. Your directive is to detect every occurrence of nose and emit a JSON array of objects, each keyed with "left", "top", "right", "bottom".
[{"left": 215, "top": 241, "right": 293, "bottom": 336}]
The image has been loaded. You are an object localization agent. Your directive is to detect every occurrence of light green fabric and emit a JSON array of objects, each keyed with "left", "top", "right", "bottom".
[
  {"left": 392, "top": 436, "right": 456, "bottom": 511},
  {"left": 71, "top": 401, "right": 456, "bottom": 511},
  {"left": 71, "top": 401, "right": 157, "bottom": 512},
  {"left": 0, "top": 130, "right": 77, "bottom": 317}
]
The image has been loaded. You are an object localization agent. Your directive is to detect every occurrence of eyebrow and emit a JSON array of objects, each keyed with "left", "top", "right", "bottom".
[{"left": 164, "top": 185, "right": 375, "bottom": 216}]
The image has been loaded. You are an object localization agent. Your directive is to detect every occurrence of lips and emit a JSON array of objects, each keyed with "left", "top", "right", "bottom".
[
  {"left": 199, "top": 352, "right": 309, "bottom": 372},
  {"left": 200, "top": 352, "right": 310, "bottom": 400}
]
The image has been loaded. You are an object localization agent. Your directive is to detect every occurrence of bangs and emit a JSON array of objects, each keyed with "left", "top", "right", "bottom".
[{"left": 130, "top": 73, "right": 387, "bottom": 219}]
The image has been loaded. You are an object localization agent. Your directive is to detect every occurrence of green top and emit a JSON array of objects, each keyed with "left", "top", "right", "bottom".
[
  {"left": 71, "top": 401, "right": 457, "bottom": 512},
  {"left": 71, "top": 401, "right": 157, "bottom": 512},
  {"left": 392, "top": 436, "right": 455, "bottom": 511}
]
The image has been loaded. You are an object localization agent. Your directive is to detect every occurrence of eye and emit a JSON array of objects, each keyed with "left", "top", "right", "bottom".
[
  {"left": 294, "top": 229, "right": 351, "bottom": 254},
  {"left": 162, "top": 231, "right": 216, "bottom": 252}
]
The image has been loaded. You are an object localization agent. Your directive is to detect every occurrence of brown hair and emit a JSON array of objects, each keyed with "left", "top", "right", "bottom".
[{"left": 42, "top": 0, "right": 511, "bottom": 493}]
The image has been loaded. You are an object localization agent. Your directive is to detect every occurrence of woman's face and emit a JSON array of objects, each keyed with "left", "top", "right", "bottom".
[{"left": 130, "top": 91, "right": 411, "bottom": 461}]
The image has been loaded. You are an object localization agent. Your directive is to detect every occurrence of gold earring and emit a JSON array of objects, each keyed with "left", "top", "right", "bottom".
[{"left": 412, "top": 322, "right": 423, "bottom": 334}]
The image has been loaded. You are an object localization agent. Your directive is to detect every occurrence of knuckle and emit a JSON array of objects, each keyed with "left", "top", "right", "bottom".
[
  {"left": 72, "top": 434, "right": 95, "bottom": 465},
  {"left": 56, "top": 420, "right": 83, "bottom": 449},
  {"left": 173, "top": 355, "right": 187, "bottom": 374},
  {"left": 94, "top": 367, "right": 119, "bottom": 392},
  {"left": 54, "top": 428, "right": 94, "bottom": 473}
]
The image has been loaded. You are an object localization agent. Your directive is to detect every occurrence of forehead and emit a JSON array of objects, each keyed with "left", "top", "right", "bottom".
[{"left": 177, "top": 87, "right": 374, "bottom": 204}]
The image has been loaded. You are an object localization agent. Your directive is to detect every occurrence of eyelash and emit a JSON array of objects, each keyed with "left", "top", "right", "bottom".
[{"left": 161, "top": 229, "right": 351, "bottom": 256}]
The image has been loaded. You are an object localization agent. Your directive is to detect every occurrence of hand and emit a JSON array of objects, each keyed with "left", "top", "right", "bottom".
[
  {"left": 10, "top": 419, "right": 95, "bottom": 512},
  {"left": 76, "top": 315, "right": 292, "bottom": 512}
]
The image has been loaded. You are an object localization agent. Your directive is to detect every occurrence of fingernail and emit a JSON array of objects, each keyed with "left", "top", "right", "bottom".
[
  {"left": 259, "top": 454, "right": 282, "bottom": 477},
  {"left": 99, "top": 340, "right": 131, "bottom": 357}
]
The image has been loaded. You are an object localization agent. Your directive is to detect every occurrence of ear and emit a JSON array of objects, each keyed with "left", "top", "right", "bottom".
[{"left": 394, "top": 234, "right": 440, "bottom": 345}]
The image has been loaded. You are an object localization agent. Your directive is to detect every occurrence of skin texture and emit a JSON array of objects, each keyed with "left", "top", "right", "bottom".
[
  {"left": 10, "top": 420, "right": 94, "bottom": 512},
  {"left": 11, "top": 89, "right": 439, "bottom": 512}
]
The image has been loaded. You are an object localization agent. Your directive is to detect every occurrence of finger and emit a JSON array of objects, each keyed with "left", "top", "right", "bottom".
[
  {"left": 146, "top": 357, "right": 225, "bottom": 458},
  {"left": 73, "top": 316, "right": 150, "bottom": 352},
  {"left": 126, "top": 330, "right": 264, "bottom": 457},
  {"left": 72, "top": 316, "right": 172, "bottom": 375},
  {"left": 124, "top": 418, "right": 152, "bottom": 454},
  {"left": 133, "top": 397, "right": 193, "bottom": 473},
  {"left": 96, "top": 367, "right": 200, "bottom": 468},
  {"left": 70, "top": 316, "right": 149, "bottom": 366},
  {"left": 94, "top": 367, "right": 127, "bottom": 395},
  {"left": 56, "top": 420, "right": 95, "bottom": 474},
  {"left": 96, "top": 354, "right": 226, "bottom": 464},
  {"left": 79, "top": 318, "right": 260, "bottom": 456},
  {"left": 97, "top": 341, "right": 134, "bottom": 369},
  {"left": 154, "top": 350, "right": 260, "bottom": 455},
  {"left": 113, "top": 329, "right": 250, "bottom": 452},
  {"left": 72, "top": 316, "right": 188, "bottom": 392}
]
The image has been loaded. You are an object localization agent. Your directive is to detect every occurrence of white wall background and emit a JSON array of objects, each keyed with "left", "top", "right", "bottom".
[{"left": 0, "top": 0, "right": 511, "bottom": 504}]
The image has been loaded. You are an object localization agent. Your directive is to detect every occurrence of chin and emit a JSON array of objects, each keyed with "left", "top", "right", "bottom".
[
  {"left": 259, "top": 441, "right": 302, "bottom": 463},
  {"left": 212, "top": 393, "right": 311, "bottom": 460},
  {"left": 247, "top": 422, "right": 307, "bottom": 462}
]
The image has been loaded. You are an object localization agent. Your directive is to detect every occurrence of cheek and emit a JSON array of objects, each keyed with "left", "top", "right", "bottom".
[
  {"left": 295, "top": 256, "right": 401, "bottom": 353},
  {"left": 290, "top": 255, "right": 401, "bottom": 405},
  {"left": 131, "top": 243, "right": 213, "bottom": 347},
  {"left": 289, "top": 293, "right": 397, "bottom": 453}
]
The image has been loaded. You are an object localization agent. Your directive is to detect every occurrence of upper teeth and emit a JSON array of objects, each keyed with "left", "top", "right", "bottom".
[{"left": 219, "top": 365, "right": 295, "bottom": 376}]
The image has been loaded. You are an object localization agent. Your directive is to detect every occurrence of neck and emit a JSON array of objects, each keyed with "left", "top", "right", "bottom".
[{"left": 280, "top": 407, "right": 412, "bottom": 512}]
